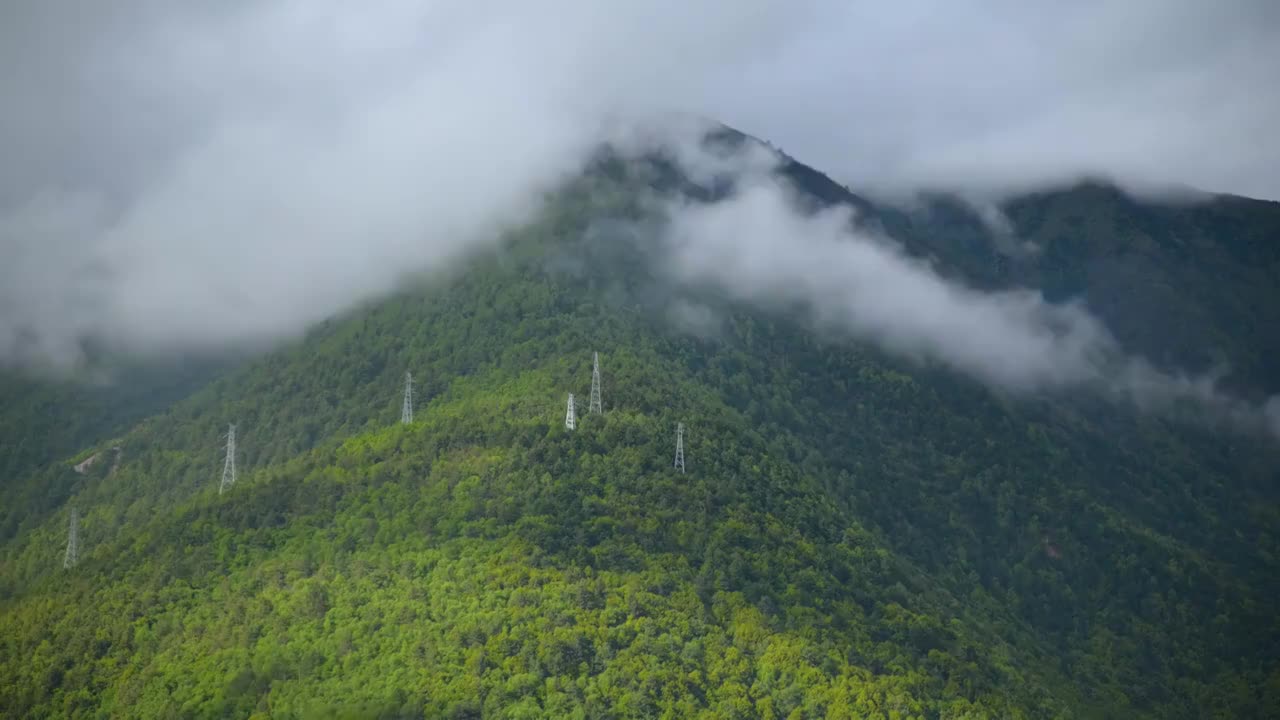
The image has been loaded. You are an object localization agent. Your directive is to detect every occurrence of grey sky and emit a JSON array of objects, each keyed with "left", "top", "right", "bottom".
[
  {"left": 710, "top": 0, "right": 1280, "bottom": 199},
  {"left": 1, "top": 1, "right": 1278, "bottom": 374},
  {"left": 3, "top": 1, "right": 1277, "bottom": 204}
]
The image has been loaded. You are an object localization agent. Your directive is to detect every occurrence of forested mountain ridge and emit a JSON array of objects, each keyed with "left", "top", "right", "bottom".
[
  {"left": 1, "top": 129, "right": 1278, "bottom": 718},
  {"left": 904, "top": 180, "right": 1280, "bottom": 393}
]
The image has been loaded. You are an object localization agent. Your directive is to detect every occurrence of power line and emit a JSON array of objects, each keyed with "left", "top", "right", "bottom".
[
  {"left": 674, "top": 422, "right": 685, "bottom": 473},
  {"left": 401, "top": 371, "right": 414, "bottom": 424},
  {"left": 219, "top": 423, "right": 237, "bottom": 495},
  {"left": 589, "top": 352, "right": 603, "bottom": 415},
  {"left": 63, "top": 507, "right": 79, "bottom": 569}
]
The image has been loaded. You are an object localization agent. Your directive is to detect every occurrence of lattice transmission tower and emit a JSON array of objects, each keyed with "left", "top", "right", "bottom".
[
  {"left": 401, "top": 371, "right": 414, "bottom": 424},
  {"left": 565, "top": 393, "right": 577, "bottom": 430},
  {"left": 219, "top": 423, "right": 237, "bottom": 495},
  {"left": 63, "top": 506, "right": 79, "bottom": 569},
  {"left": 674, "top": 422, "right": 686, "bottom": 473},
  {"left": 589, "top": 352, "right": 603, "bottom": 415}
]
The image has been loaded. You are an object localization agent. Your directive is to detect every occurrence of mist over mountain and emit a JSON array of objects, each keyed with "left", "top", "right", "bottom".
[
  {"left": 3, "top": 0, "right": 1279, "bottom": 371},
  {"left": 2, "top": 3, "right": 1280, "bottom": 718},
  {"left": 6, "top": 116, "right": 1280, "bottom": 443},
  {"left": 2, "top": 123, "right": 1278, "bottom": 717}
]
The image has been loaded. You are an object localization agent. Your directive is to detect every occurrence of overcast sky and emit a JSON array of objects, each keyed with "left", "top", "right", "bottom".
[
  {"left": 3, "top": 1, "right": 1277, "bottom": 205},
  {"left": 1, "top": 1, "right": 1278, "bottom": 375}
]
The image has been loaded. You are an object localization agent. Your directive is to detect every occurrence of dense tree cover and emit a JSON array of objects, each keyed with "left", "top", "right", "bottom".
[
  {"left": 1, "top": 140, "right": 1278, "bottom": 718},
  {"left": 0, "top": 358, "right": 229, "bottom": 542}
]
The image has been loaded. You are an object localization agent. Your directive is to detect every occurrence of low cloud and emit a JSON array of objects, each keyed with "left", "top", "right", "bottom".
[
  {"left": 1, "top": 1, "right": 1277, "bottom": 377},
  {"left": 0, "top": 1, "right": 608, "bottom": 368},
  {"left": 0, "top": 1, "right": 813, "bottom": 369},
  {"left": 657, "top": 161, "right": 1280, "bottom": 438}
]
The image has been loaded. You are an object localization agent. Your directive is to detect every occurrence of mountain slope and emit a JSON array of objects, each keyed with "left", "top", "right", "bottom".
[
  {"left": 0, "top": 250, "right": 1069, "bottom": 718},
  {"left": 0, "top": 357, "right": 232, "bottom": 543},
  {"left": 1, "top": 131, "right": 1278, "bottom": 718}
]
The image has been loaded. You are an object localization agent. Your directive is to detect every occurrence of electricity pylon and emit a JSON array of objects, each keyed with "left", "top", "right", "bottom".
[
  {"left": 589, "top": 352, "right": 603, "bottom": 415},
  {"left": 674, "top": 422, "right": 685, "bottom": 473},
  {"left": 401, "top": 371, "right": 414, "bottom": 424},
  {"left": 565, "top": 393, "right": 576, "bottom": 430},
  {"left": 63, "top": 507, "right": 79, "bottom": 569},
  {"left": 219, "top": 423, "right": 237, "bottom": 495}
]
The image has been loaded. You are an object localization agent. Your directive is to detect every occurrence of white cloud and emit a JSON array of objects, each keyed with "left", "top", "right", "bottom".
[
  {"left": 658, "top": 164, "right": 1280, "bottom": 438},
  {"left": 1, "top": 0, "right": 1277, "bottom": 373}
]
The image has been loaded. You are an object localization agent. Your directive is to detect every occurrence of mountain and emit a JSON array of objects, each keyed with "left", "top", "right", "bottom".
[
  {"left": 0, "top": 356, "right": 236, "bottom": 542},
  {"left": 1, "top": 127, "right": 1277, "bottom": 719}
]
